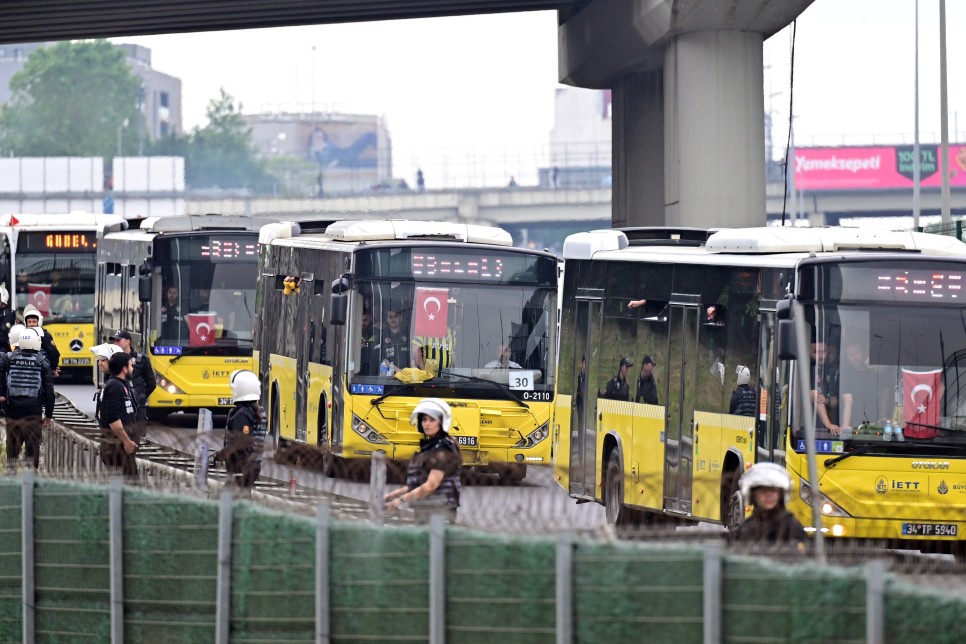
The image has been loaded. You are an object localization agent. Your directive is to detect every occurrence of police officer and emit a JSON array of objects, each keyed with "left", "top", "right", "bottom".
[
  {"left": 729, "top": 366, "right": 757, "bottom": 417},
  {"left": 384, "top": 398, "right": 462, "bottom": 523},
  {"left": 22, "top": 304, "right": 60, "bottom": 376},
  {"left": 732, "top": 462, "right": 806, "bottom": 546},
  {"left": 0, "top": 327, "right": 55, "bottom": 469},
  {"left": 90, "top": 343, "right": 123, "bottom": 421},
  {"left": 603, "top": 356, "right": 633, "bottom": 401},
  {"left": 220, "top": 370, "right": 267, "bottom": 491},
  {"left": 0, "top": 286, "right": 17, "bottom": 353},
  {"left": 98, "top": 352, "right": 139, "bottom": 478},
  {"left": 111, "top": 330, "right": 156, "bottom": 428}
]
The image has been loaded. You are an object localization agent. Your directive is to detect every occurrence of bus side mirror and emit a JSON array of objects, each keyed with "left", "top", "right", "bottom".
[
  {"left": 776, "top": 296, "right": 793, "bottom": 321},
  {"left": 138, "top": 276, "right": 152, "bottom": 303},
  {"left": 777, "top": 319, "right": 797, "bottom": 360},
  {"left": 329, "top": 275, "right": 350, "bottom": 326},
  {"left": 330, "top": 293, "right": 347, "bottom": 326}
]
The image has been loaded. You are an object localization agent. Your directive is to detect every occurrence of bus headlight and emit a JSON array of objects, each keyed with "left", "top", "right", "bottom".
[
  {"left": 352, "top": 414, "right": 390, "bottom": 445},
  {"left": 514, "top": 422, "right": 550, "bottom": 449},
  {"left": 156, "top": 372, "right": 185, "bottom": 395},
  {"left": 799, "top": 479, "right": 851, "bottom": 518}
]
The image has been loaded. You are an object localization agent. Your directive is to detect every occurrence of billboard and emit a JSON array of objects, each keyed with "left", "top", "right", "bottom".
[{"left": 795, "top": 144, "right": 966, "bottom": 191}]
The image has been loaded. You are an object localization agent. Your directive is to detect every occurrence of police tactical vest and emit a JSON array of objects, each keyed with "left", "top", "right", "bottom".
[
  {"left": 225, "top": 405, "right": 267, "bottom": 463},
  {"left": 406, "top": 438, "right": 461, "bottom": 510},
  {"left": 7, "top": 352, "right": 43, "bottom": 401},
  {"left": 732, "top": 385, "right": 757, "bottom": 417}
]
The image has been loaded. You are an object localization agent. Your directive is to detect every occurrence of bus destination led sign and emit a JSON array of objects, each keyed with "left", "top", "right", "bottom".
[{"left": 19, "top": 231, "right": 95, "bottom": 253}]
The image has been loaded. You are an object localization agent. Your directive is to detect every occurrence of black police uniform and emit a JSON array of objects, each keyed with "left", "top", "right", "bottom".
[
  {"left": 0, "top": 307, "right": 17, "bottom": 353},
  {"left": 0, "top": 347, "right": 55, "bottom": 468},
  {"left": 729, "top": 384, "right": 757, "bottom": 416},
  {"left": 406, "top": 434, "right": 462, "bottom": 523},
  {"left": 635, "top": 374, "right": 659, "bottom": 405},
  {"left": 603, "top": 374, "right": 630, "bottom": 401},
  {"left": 36, "top": 327, "right": 60, "bottom": 372},
  {"left": 128, "top": 350, "right": 156, "bottom": 427},
  {"left": 98, "top": 376, "right": 139, "bottom": 477},
  {"left": 222, "top": 402, "right": 267, "bottom": 489}
]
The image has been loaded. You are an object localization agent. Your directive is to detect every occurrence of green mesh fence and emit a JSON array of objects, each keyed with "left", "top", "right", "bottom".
[
  {"left": 0, "top": 482, "right": 21, "bottom": 643},
  {"left": 574, "top": 543, "right": 704, "bottom": 643},
  {"left": 1, "top": 476, "right": 965, "bottom": 642}
]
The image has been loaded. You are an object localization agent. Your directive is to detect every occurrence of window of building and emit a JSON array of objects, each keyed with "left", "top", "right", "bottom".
[{"left": 159, "top": 92, "right": 169, "bottom": 109}]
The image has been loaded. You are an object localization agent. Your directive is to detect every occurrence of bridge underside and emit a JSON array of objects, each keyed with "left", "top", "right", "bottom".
[{"left": 0, "top": 0, "right": 582, "bottom": 44}]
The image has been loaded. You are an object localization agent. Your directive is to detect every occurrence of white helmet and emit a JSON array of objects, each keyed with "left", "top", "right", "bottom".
[
  {"left": 229, "top": 370, "right": 260, "bottom": 403},
  {"left": 19, "top": 327, "right": 42, "bottom": 352},
  {"left": 22, "top": 303, "right": 43, "bottom": 327},
  {"left": 7, "top": 323, "right": 26, "bottom": 348},
  {"left": 736, "top": 365, "right": 750, "bottom": 386},
  {"left": 740, "top": 462, "right": 791, "bottom": 505},
  {"left": 90, "top": 343, "right": 123, "bottom": 361},
  {"left": 409, "top": 398, "right": 453, "bottom": 433},
  {"left": 0, "top": 285, "right": 8, "bottom": 306}
]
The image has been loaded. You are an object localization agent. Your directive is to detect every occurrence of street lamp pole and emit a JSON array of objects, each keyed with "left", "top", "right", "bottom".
[
  {"left": 913, "top": 0, "right": 920, "bottom": 229},
  {"left": 938, "top": 0, "right": 951, "bottom": 224}
]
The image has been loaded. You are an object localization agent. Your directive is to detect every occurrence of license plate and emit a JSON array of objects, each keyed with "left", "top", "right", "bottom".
[
  {"left": 902, "top": 523, "right": 958, "bottom": 537},
  {"left": 218, "top": 398, "right": 233, "bottom": 405},
  {"left": 61, "top": 358, "right": 89, "bottom": 365},
  {"left": 455, "top": 436, "right": 478, "bottom": 447}
]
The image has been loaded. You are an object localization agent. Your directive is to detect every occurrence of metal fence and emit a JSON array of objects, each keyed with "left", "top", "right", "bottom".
[{"left": 1, "top": 474, "right": 965, "bottom": 643}]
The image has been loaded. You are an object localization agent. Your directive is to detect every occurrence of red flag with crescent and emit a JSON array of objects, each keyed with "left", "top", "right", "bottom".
[
  {"left": 413, "top": 287, "right": 448, "bottom": 337},
  {"left": 28, "top": 283, "right": 51, "bottom": 317},
  {"left": 903, "top": 369, "right": 942, "bottom": 438},
  {"left": 186, "top": 313, "right": 216, "bottom": 347}
]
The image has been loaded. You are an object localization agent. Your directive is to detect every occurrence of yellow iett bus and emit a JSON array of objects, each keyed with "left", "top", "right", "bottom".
[
  {"left": 95, "top": 214, "right": 275, "bottom": 419},
  {"left": 255, "top": 219, "right": 558, "bottom": 480},
  {"left": 0, "top": 213, "right": 127, "bottom": 376},
  {"left": 555, "top": 226, "right": 965, "bottom": 557}
]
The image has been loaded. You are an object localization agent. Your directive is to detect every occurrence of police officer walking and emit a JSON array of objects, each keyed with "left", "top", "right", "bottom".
[
  {"left": 603, "top": 357, "right": 633, "bottom": 401},
  {"left": 384, "top": 398, "right": 462, "bottom": 523},
  {"left": 98, "top": 352, "right": 140, "bottom": 478},
  {"left": 0, "top": 286, "right": 17, "bottom": 353},
  {"left": 220, "top": 370, "right": 267, "bottom": 491},
  {"left": 111, "top": 330, "right": 156, "bottom": 431},
  {"left": 0, "top": 327, "right": 55, "bottom": 469}
]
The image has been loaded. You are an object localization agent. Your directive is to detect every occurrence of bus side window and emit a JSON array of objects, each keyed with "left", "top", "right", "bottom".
[{"left": 320, "top": 325, "right": 328, "bottom": 365}]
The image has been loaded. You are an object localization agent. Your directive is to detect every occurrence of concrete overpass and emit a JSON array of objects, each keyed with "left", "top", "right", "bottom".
[{"left": 3, "top": 0, "right": 817, "bottom": 231}]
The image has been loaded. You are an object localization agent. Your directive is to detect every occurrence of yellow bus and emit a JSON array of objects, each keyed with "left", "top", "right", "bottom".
[
  {"left": 555, "top": 226, "right": 966, "bottom": 555},
  {"left": 0, "top": 213, "right": 127, "bottom": 377},
  {"left": 255, "top": 219, "right": 558, "bottom": 480},
  {"left": 95, "top": 214, "right": 275, "bottom": 419}
]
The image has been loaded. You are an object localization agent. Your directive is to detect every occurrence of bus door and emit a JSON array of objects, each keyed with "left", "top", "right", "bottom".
[
  {"left": 664, "top": 294, "right": 701, "bottom": 515},
  {"left": 295, "top": 278, "right": 313, "bottom": 442},
  {"left": 570, "top": 293, "right": 602, "bottom": 498}
]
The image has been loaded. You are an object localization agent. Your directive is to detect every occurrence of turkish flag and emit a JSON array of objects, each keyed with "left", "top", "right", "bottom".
[
  {"left": 186, "top": 313, "right": 216, "bottom": 347},
  {"left": 903, "top": 369, "right": 942, "bottom": 438},
  {"left": 28, "top": 283, "right": 51, "bottom": 317},
  {"left": 413, "top": 287, "right": 448, "bottom": 337}
]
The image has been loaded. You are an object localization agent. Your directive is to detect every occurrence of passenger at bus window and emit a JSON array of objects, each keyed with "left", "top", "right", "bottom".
[
  {"left": 838, "top": 341, "right": 885, "bottom": 429},
  {"left": 359, "top": 309, "right": 380, "bottom": 374},
  {"left": 53, "top": 293, "right": 79, "bottom": 315},
  {"left": 385, "top": 398, "right": 461, "bottom": 524},
  {"left": 732, "top": 463, "right": 806, "bottom": 548},
  {"left": 729, "top": 366, "right": 757, "bottom": 416},
  {"left": 375, "top": 305, "right": 411, "bottom": 371},
  {"left": 635, "top": 355, "right": 659, "bottom": 405},
  {"left": 602, "top": 356, "right": 632, "bottom": 401},
  {"left": 413, "top": 326, "right": 456, "bottom": 371},
  {"left": 809, "top": 340, "right": 842, "bottom": 435},
  {"left": 160, "top": 286, "right": 185, "bottom": 340},
  {"left": 484, "top": 343, "right": 521, "bottom": 369},
  {"left": 705, "top": 304, "right": 726, "bottom": 325}
]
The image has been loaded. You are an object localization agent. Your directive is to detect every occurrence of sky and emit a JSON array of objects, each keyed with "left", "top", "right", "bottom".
[{"left": 108, "top": 0, "right": 966, "bottom": 184}]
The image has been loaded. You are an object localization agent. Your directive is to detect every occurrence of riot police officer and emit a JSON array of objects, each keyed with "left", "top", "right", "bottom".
[
  {"left": 0, "top": 327, "right": 55, "bottom": 469},
  {"left": 220, "top": 370, "right": 267, "bottom": 490},
  {"left": 22, "top": 304, "right": 60, "bottom": 376}
]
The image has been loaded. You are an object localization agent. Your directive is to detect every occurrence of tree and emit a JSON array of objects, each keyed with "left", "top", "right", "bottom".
[{"left": 0, "top": 40, "right": 139, "bottom": 158}]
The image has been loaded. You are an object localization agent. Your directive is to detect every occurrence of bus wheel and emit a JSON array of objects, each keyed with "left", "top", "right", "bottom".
[
  {"left": 499, "top": 463, "right": 527, "bottom": 484},
  {"left": 723, "top": 470, "right": 743, "bottom": 533},
  {"left": 604, "top": 449, "right": 631, "bottom": 527}
]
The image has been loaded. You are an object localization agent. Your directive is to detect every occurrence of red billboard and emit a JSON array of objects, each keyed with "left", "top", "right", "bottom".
[{"left": 794, "top": 144, "right": 966, "bottom": 191}]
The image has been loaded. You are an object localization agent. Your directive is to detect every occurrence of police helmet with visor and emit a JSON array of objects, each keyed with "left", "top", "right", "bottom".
[
  {"left": 7, "top": 323, "right": 26, "bottom": 349},
  {"left": 739, "top": 462, "right": 791, "bottom": 505},
  {"left": 409, "top": 398, "right": 453, "bottom": 433},
  {"left": 229, "top": 370, "right": 261, "bottom": 402},
  {"left": 736, "top": 365, "right": 751, "bottom": 386},
  {"left": 19, "top": 327, "right": 42, "bottom": 352}
]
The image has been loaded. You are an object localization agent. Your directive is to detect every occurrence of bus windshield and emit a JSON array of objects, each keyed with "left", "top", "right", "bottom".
[
  {"left": 351, "top": 280, "right": 557, "bottom": 399},
  {"left": 801, "top": 303, "right": 966, "bottom": 448},
  {"left": 15, "top": 253, "right": 95, "bottom": 323},
  {"left": 151, "top": 261, "right": 257, "bottom": 352}
]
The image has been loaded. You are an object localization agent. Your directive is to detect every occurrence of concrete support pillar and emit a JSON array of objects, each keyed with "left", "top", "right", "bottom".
[
  {"left": 663, "top": 30, "right": 765, "bottom": 228},
  {"left": 612, "top": 70, "right": 664, "bottom": 228}
]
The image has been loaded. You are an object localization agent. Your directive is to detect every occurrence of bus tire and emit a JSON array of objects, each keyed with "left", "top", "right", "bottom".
[
  {"left": 499, "top": 463, "right": 527, "bottom": 484},
  {"left": 604, "top": 449, "right": 636, "bottom": 528},
  {"left": 722, "top": 469, "right": 743, "bottom": 533}
]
